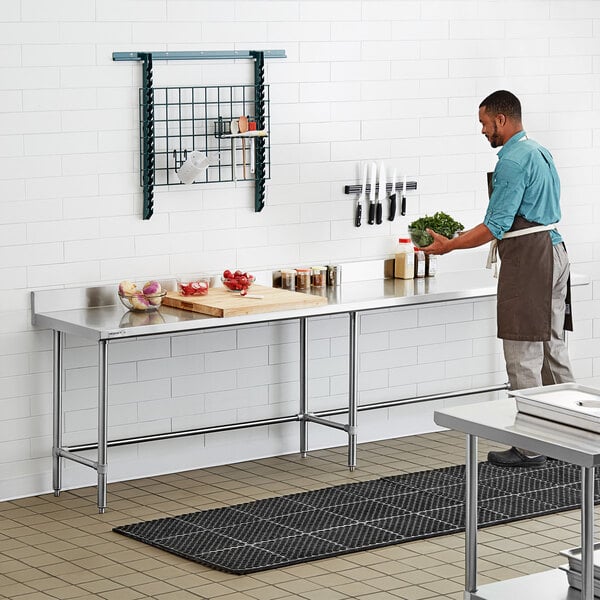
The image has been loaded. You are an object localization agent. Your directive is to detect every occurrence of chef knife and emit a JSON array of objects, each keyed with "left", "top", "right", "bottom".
[
  {"left": 355, "top": 162, "right": 367, "bottom": 227},
  {"left": 388, "top": 168, "right": 397, "bottom": 221},
  {"left": 376, "top": 161, "right": 385, "bottom": 224},
  {"left": 401, "top": 174, "right": 407, "bottom": 216},
  {"left": 367, "top": 162, "right": 377, "bottom": 225}
]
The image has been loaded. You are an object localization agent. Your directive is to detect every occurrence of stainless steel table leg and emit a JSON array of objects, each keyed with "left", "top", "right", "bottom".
[
  {"left": 97, "top": 339, "right": 108, "bottom": 513},
  {"left": 581, "top": 465, "right": 595, "bottom": 600},
  {"left": 348, "top": 311, "right": 358, "bottom": 471},
  {"left": 465, "top": 434, "right": 478, "bottom": 597},
  {"left": 299, "top": 317, "right": 308, "bottom": 458},
  {"left": 52, "top": 330, "right": 63, "bottom": 497}
]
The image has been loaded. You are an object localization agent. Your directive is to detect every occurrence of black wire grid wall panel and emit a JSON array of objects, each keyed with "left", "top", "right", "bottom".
[
  {"left": 140, "top": 84, "right": 271, "bottom": 187},
  {"left": 113, "top": 49, "right": 286, "bottom": 218}
]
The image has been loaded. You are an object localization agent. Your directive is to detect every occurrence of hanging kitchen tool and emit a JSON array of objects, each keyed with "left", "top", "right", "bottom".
[
  {"left": 367, "top": 162, "right": 377, "bottom": 225},
  {"left": 248, "top": 118, "right": 256, "bottom": 174},
  {"left": 239, "top": 115, "right": 249, "bottom": 178},
  {"left": 401, "top": 174, "right": 407, "bottom": 216},
  {"left": 376, "top": 161, "right": 385, "bottom": 224},
  {"left": 355, "top": 163, "right": 367, "bottom": 227},
  {"left": 230, "top": 118, "right": 239, "bottom": 182},
  {"left": 388, "top": 168, "right": 397, "bottom": 221}
]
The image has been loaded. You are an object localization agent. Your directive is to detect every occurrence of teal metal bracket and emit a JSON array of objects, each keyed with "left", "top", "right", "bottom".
[
  {"left": 113, "top": 50, "right": 286, "bottom": 62},
  {"left": 113, "top": 49, "right": 286, "bottom": 219},
  {"left": 251, "top": 51, "right": 266, "bottom": 212},
  {"left": 140, "top": 54, "right": 154, "bottom": 220}
]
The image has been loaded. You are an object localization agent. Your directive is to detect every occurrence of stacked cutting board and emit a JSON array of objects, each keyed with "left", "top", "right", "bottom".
[{"left": 162, "top": 284, "right": 328, "bottom": 318}]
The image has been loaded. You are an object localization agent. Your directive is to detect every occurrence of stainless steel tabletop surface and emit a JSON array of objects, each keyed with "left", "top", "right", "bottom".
[
  {"left": 434, "top": 398, "right": 600, "bottom": 467},
  {"left": 31, "top": 269, "right": 589, "bottom": 342},
  {"left": 32, "top": 269, "right": 502, "bottom": 341}
]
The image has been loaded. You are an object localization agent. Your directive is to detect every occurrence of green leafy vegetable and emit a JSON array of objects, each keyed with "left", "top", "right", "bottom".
[{"left": 408, "top": 212, "right": 464, "bottom": 247}]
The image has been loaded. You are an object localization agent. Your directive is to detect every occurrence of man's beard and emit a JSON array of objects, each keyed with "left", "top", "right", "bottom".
[{"left": 488, "top": 124, "right": 501, "bottom": 148}]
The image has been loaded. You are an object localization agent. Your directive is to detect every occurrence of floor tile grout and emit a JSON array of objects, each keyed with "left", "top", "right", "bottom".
[{"left": 0, "top": 430, "right": 589, "bottom": 600}]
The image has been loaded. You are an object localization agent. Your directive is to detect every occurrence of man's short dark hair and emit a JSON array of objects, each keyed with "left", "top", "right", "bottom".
[{"left": 479, "top": 90, "right": 522, "bottom": 121}]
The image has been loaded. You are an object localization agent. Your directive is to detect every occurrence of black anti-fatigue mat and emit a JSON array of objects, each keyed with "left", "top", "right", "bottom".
[{"left": 113, "top": 460, "right": 600, "bottom": 574}]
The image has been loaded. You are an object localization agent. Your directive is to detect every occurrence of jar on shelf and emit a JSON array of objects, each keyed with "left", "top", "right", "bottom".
[
  {"left": 296, "top": 268, "right": 311, "bottom": 290},
  {"left": 311, "top": 266, "right": 327, "bottom": 288}
]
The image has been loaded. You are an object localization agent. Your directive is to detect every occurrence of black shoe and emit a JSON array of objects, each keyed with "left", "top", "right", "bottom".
[{"left": 487, "top": 446, "right": 546, "bottom": 467}]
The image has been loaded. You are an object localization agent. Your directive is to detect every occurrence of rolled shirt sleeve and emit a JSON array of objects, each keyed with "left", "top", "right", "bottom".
[{"left": 483, "top": 158, "right": 527, "bottom": 240}]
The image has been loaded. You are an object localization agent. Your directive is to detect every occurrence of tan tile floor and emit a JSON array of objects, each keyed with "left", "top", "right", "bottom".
[{"left": 0, "top": 430, "right": 587, "bottom": 599}]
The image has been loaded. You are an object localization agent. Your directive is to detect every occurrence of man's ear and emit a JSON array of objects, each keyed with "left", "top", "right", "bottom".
[{"left": 496, "top": 113, "right": 506, "bottom": 127}]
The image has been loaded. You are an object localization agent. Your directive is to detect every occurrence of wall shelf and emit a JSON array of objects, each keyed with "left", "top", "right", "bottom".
[{"left": 113, "top": 49, "right": 286, "bottom": 219}]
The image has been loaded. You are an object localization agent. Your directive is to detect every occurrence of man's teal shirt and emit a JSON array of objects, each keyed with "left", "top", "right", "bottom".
[{"left": 484, "top": 130, "right": 563, "bottom": 245}]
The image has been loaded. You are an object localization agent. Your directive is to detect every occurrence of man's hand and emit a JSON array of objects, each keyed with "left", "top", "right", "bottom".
[
  {"left": 422, "top": 229, "right": 453, "bottom": 255},
  {"left": 421, "top": 223, "right": 495, "bottom": 255}
]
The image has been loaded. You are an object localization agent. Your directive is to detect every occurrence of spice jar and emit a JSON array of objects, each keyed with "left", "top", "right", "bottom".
[
  {"left": 414, "top": 246, "right": 425, "bottom": 278},
  {"left": 311, "top": 266, "right": 326, "bottom": 288},
  {"left": 394, "top": 237, "right": 414, "bottom": 280},
  {"left": 327, "top": 264, "right": 342, "bottom": 287},
  {"left": 426, "top": 254, "right": 437, "bottom": 277},
  {"left": 281, "top": 269, "right": 296, "bottom": 290},
  {"left": 295, "top": 268, "right": 311, "bottom": 290}
]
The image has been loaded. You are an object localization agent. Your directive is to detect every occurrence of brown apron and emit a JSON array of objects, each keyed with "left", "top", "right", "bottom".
[{"left": 496, "top": 216, "right": 572, "bottom": 341}]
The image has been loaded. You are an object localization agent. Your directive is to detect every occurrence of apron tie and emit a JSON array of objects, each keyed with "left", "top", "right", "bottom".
[{"left": 486, "top": 223, "right": 558, "bottom": 278}]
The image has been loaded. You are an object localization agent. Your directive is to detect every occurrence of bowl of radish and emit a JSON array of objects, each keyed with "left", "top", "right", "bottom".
[
  {"left": 177, "top": 276, "right": 210, "bottom": 297},
  {"left": 221, "top": 269, "right": 255, "bottom": 295}
]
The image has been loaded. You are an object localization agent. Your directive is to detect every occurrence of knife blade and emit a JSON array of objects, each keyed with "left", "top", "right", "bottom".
[
  {"left": 355, "top": 162, "right": 367, "bottom": 227},
  {"left": 401, "top": 174, "right": 407, "bottom": 216},
  {"left": 367, "top": 162, "right": 377, "bottom": 225},
  {"left": 376, "top": 161, "right": 385, "bottom": 224},
  {"left": 388, "top": 168, "right": 397, "bottom": 221}
]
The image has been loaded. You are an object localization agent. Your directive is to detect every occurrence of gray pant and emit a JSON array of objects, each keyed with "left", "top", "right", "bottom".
[{"left": 503, "top": 243, "right": 575, "bottom": 391}]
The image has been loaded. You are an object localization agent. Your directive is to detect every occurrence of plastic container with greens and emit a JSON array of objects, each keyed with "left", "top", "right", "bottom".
[{"left": 408, "top": 212, "right": 464, "bottom": 247}]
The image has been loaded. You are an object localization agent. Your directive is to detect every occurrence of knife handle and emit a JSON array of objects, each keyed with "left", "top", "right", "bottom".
[
  {"left": 368, "top": 202, "right": 375, "bottom": 225},
  {"left": 375, "top": 202, "right": 383, "bottom": 224},
  {"left": 401, "top": 195, "right": 406, "bottom": 216},
  {"left": 355, "top": 203, "right": 362, "bottom": 227},
  {"left": 388, "top": 194, "right": 396, "bottom": 221}
]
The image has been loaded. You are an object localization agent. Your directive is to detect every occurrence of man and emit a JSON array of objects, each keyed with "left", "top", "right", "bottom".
[{"left": 424, "top": 90, "right": 574, "bottom": 467}]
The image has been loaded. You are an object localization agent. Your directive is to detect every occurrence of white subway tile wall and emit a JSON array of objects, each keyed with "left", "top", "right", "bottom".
[{"left": 1, "top": 0, "right": 598, "bottom": 501}]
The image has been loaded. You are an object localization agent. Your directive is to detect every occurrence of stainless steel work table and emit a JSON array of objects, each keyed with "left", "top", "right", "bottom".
[
  {"left": 31, "top": 269, "right": 586, "bottom": 513},
  {"left": 434, "top": 397, "right": 599, "bottom": 600}
]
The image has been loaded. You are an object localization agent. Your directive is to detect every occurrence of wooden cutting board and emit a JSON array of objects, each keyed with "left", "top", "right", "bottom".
[{"left": 162, "top": 284, "right": 328, "bottom": 318}]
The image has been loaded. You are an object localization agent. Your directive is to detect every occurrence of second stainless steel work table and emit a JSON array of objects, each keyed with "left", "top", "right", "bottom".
[
  {"left": 32, "top": 269, "right": 574, "bottom": 512},
  {"left": 434, "top": 396, "right": 600, "bottom": 600}
]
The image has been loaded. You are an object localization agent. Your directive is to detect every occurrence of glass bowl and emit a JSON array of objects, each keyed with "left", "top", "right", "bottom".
[
  {"left": 221, "top": 274, "right": 255, "bottom": 293},
  {"left": 177, "top": 277, "right": 210, "bottom": 296},
  {"left": 118, "top": 290, "right": 166, "bottom": 312},
  {"left": 408, "top": 228, "right": 434, "bottom": 248}
]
